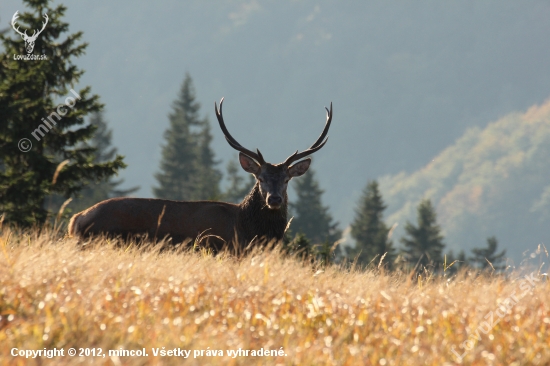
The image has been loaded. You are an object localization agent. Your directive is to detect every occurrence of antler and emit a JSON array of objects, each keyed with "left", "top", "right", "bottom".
[
  {"left": 32, "top": 13, "right": 48, "bottom": 39},
  {"left": 11, "top": 12, "right": 48, "bottom": 40},
  {"left": 282, "top": 102, "right": 333, "bottom": 166},
  {"left": 215, "top": 98, "right": 266, "bottom": 165},
  {"left": 11, "top": 11, "right": 28, "bottom": 38}
]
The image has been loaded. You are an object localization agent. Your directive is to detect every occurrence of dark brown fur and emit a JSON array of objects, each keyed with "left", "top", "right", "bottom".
[
  {"left": 68, "top": 182, "right": 287, "bottom": 252},
  {"left": 236, "top": 182, "right": 288, "bottom": 244}
]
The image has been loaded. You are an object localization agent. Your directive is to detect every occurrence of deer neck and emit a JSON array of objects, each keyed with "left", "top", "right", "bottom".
[{"left": 237, "top": 182, "right": 288, "bottom": 244}]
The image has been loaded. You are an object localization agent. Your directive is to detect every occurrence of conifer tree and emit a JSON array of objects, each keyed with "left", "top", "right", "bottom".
[
  {"left": 153, "top": 74, "right": 221, "bottom": 200},
  {"left": 0, "top": 1, "right": 125, "bottom": 227},
  {"left": 290, "top": 168, "right": 341, "bottom": 244},
  {"left": 69, "top": 112, "right": 139, "bottom": 213},
  {"left": 400, "top": 199, "right": 445, "bottom": 271},
  {"left": 346, "top": 180, "right": 396, "bottom": 269},
  {"left": 469, "top": 236, "right": 506, "bottom": 271},
  {"left": 194, "top": 120, "right": 222, "bottom": 200}
]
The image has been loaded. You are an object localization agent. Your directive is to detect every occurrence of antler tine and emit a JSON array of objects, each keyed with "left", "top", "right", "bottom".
[
  {"left": 215, "top": 98, "right": 266, "bottom": 165},
  {"left": 31, "top": 13, "right": 48, "bottom": 39},
  {"left": 11, "top": 11, "right": 27, "bottom": 37},
  {"left": 38, "top": 13, "right": 48, "bottom": 34},
  {"left": 283, "top": 102, "right": 333, "bottom": 166},
  {"left": 311, "top": 102, "right": 332, "bottom": 149}
]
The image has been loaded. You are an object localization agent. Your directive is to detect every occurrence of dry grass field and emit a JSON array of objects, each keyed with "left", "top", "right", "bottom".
[{"left": 0, "top": 227, "right": 549, "bottom": 365}]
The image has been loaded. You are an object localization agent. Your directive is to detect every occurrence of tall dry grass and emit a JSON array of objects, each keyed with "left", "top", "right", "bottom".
[{"left": 0, "top": 227, "right": 549, "bottom": 365}]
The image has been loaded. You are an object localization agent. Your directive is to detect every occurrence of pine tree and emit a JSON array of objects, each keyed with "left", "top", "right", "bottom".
[
  {"left": 469, "top": 236, "right": 506, "bottom": 271},
  {"left": 223, "top": 157, "right": 255, "bottom": 203},
  {"left": 290, "top": 168, "right": 341, "bottom": 244},
  {"left": 0, "top": 1, "right": 125, "bottom": 227},
  {"left": 346, "top": 180, "right": 396, "bottom": 269},
  {"left": 153, "top": 74, "right": 221, "bottom": 200},
  {"left": 400, "top": 199, "right": 445, "bottom": 271},
  {"left": 69, "top": 112, "right": 139, "bottom": 213}
]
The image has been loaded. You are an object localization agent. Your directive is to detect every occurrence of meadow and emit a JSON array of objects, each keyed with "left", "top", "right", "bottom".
[{"left": 0, "top": 227, "right": 549, "bottom": 365}]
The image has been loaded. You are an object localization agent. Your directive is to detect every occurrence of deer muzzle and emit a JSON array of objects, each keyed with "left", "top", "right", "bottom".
[{"left": 266, "top": 194, "right": 283, "bottom": 209}]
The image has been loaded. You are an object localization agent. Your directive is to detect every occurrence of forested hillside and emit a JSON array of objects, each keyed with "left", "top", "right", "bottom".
[{"left": 380, "top": 100, "right": 550, "bottom": 262}]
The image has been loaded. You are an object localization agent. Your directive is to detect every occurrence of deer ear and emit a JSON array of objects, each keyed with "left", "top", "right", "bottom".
[
  {"left": 239, "top": 152, "right": 261, "bottom": 175},
  {"left": 288, "top": 158, "right": 311, "bottom": 177}
]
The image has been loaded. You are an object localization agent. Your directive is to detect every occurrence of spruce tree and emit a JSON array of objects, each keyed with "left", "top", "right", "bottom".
[
  {"left": 194, "top": 120, "right": 222, "bottom": 200},
  {"left": 0, "top": 1, "right": 125, "bottom": 227},
  {"left": 153, "top": 74, "right": 221, "bottom": 200},
  {"left": 69, "top": 112, "right": 139, "bottom": 213},
  {"left": 346, "top": 180, "right": 396, "bottom": 269},
  {"left": 400, "top": 199, "right": 445, "bottom": 271},
  {"left": 469, "top": 236, "right": 506, "bottom": 271},
  {"left": 290, "top": 168, "right": 341, "bottom": 244}
]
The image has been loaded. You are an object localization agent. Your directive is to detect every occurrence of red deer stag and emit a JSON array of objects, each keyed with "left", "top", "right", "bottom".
[{"left": 68, "top": 98, "right": 333, "bottom": 251}]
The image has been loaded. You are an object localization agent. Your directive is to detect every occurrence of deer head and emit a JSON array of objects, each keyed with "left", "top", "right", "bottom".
[
  {"left": 11, "top": 11, "right": 48, "bottom": 54},
  {"left": 215, "top": 98, "right": 332, "bottom": 209}
]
